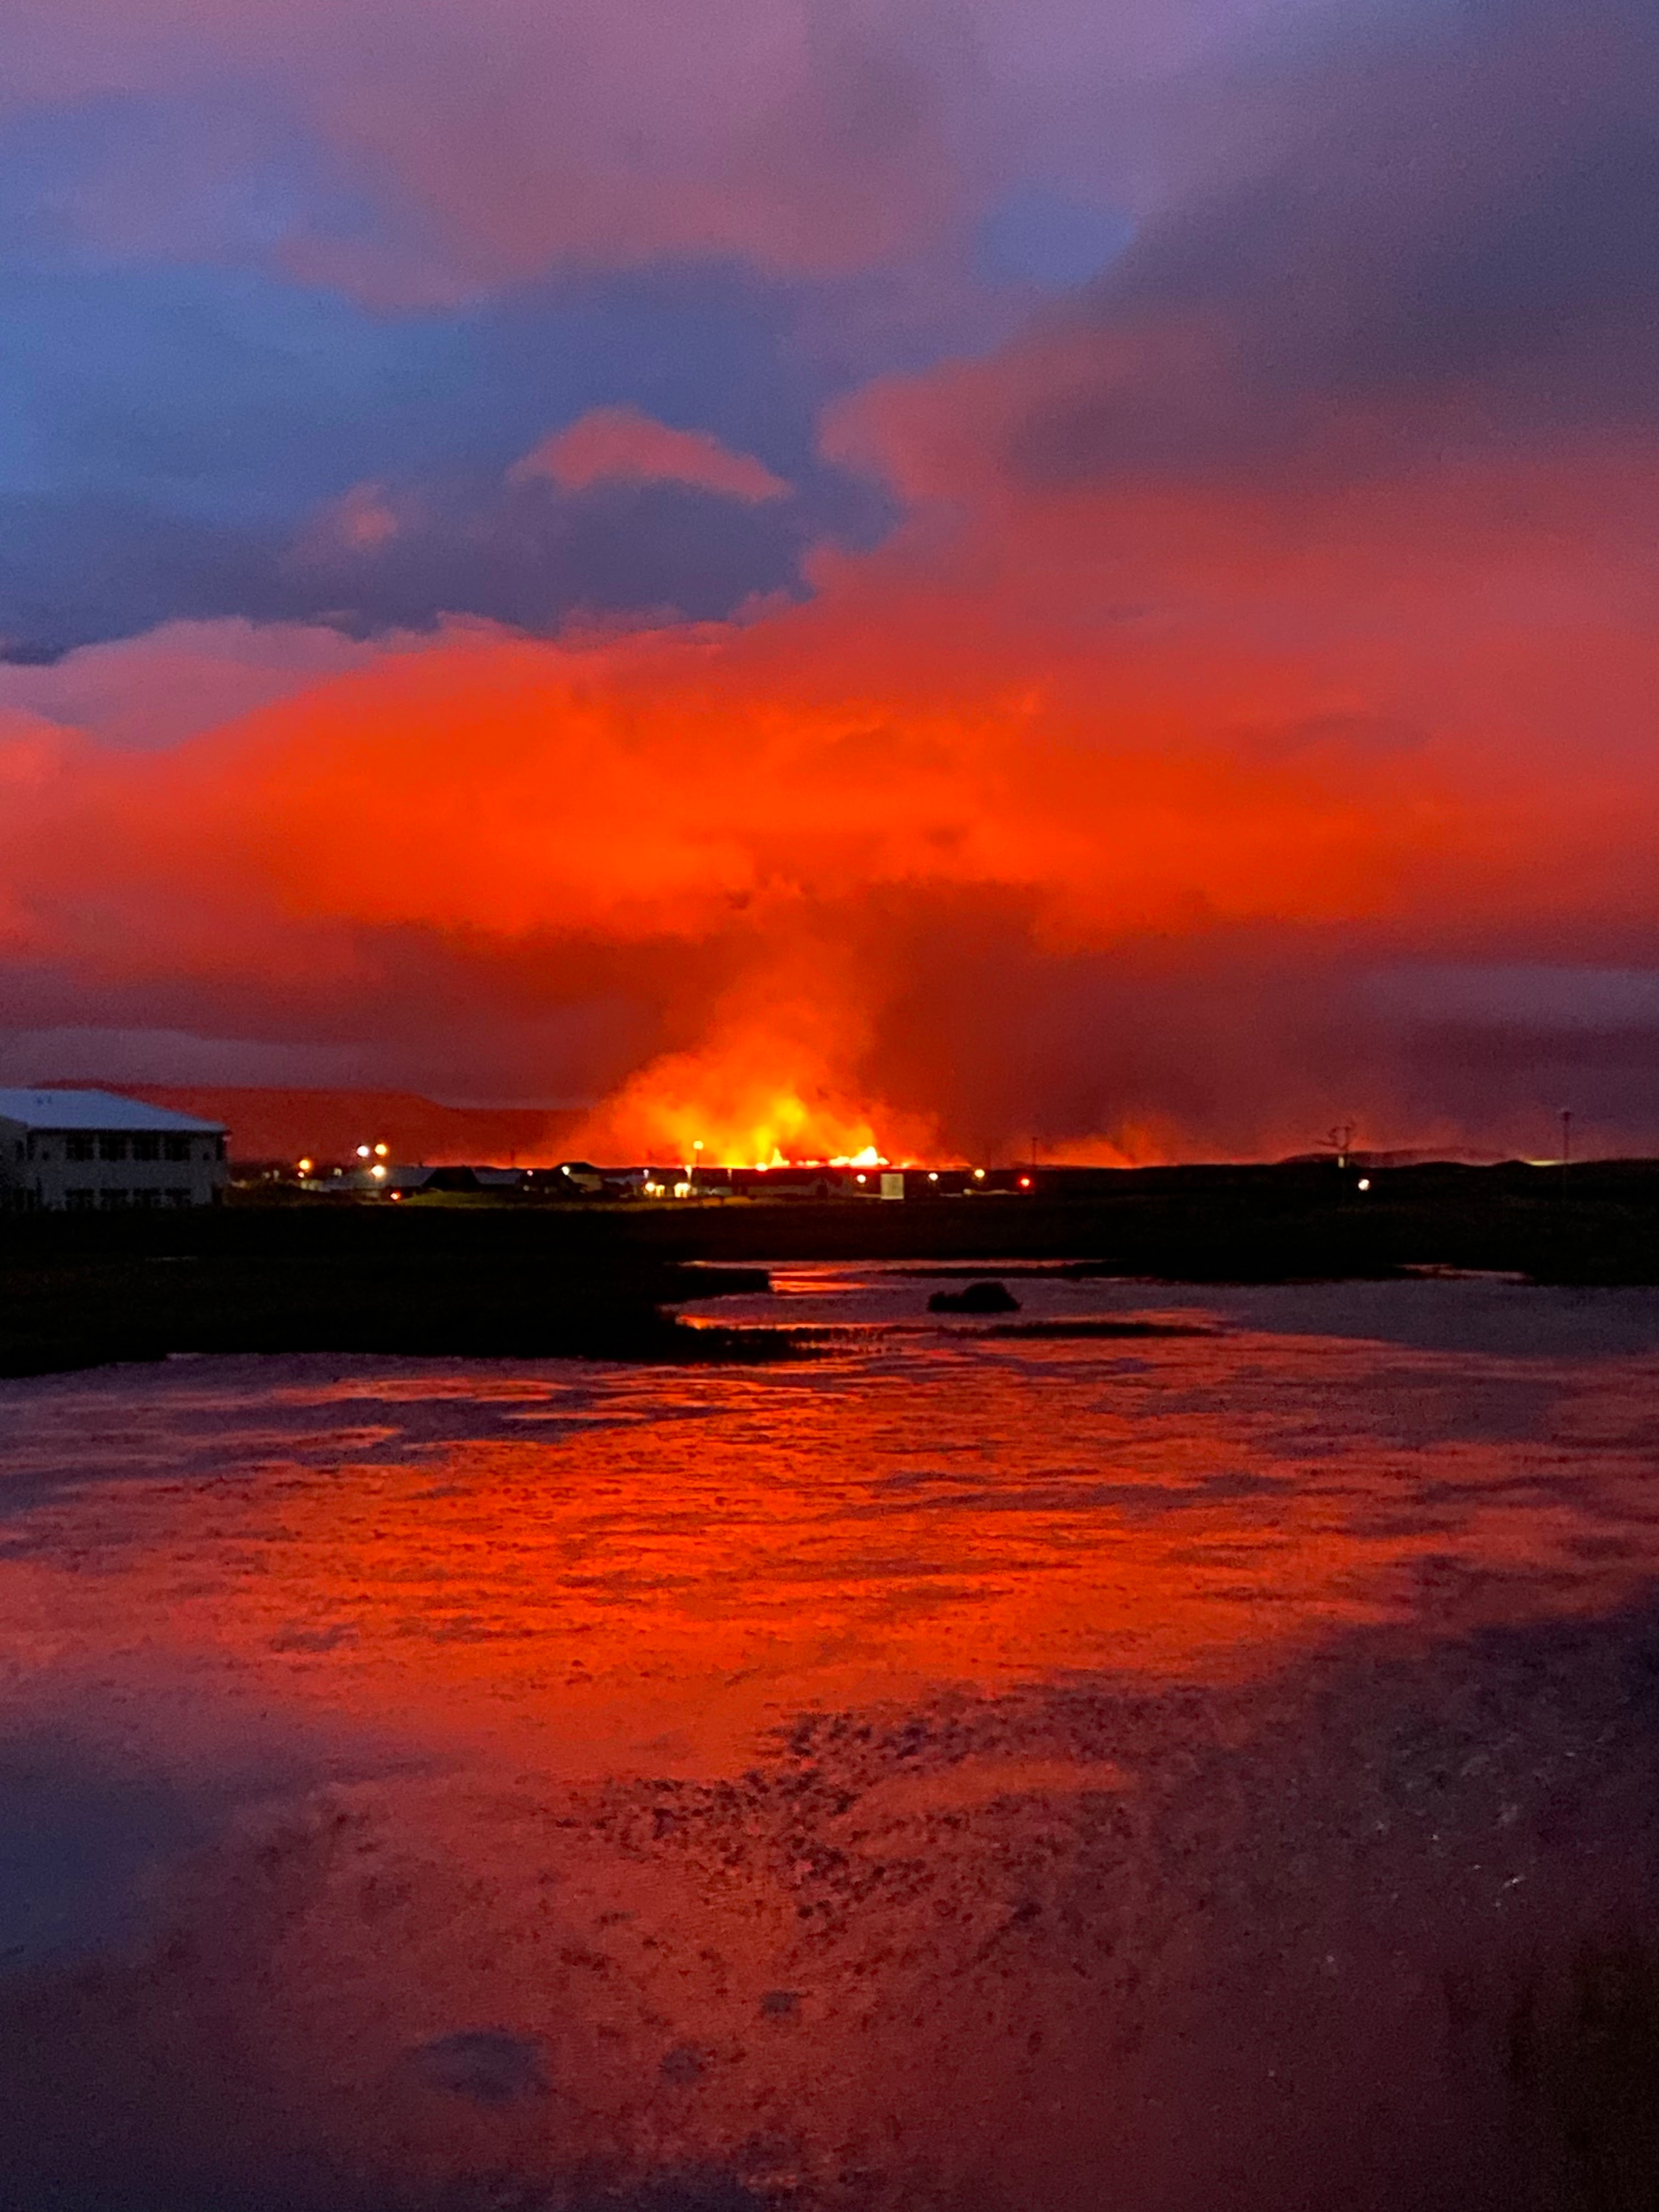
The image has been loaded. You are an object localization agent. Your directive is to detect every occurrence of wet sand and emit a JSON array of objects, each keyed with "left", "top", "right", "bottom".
[{"left": 3, "top": 1270, "right": 1659, "bottom": 2209}]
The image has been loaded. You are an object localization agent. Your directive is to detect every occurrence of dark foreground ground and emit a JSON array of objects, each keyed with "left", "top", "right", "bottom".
[
  {"left": 0, "top": 1211, "right": 782, "bottom": 1378},
  {"left": 3, "top": 1158, "right": 1658, "bottom": 1376}
]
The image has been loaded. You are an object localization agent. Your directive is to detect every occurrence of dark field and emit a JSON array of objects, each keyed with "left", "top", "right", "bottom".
[
  {"left": 5, "top": 1160, "right": 1659, "bottom": 1378},
  {"left": 0, "top": 1210, "right": 781, "bottom": 1377}
]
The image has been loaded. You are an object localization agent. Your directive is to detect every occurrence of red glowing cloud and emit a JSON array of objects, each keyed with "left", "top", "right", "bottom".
[
  {"left": 512, "top": 410, "right": 790, "bottom": 505},
  {"left": 6, "top": 402, "right": 1659, "bottom": 1162}
]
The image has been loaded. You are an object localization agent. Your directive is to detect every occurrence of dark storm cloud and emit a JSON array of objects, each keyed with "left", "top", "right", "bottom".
[
  {"left": 0, "top": 497, "right": 270, "bottom": 660},
  {"left": 0, "top": 207, "right": 887, "bottom": 655},
  {"left": 286, "top": 473, "right": 822, "bottom": 640},
  {"left": 1007, "top": 0, "right": 1659, "bottom": 489},
  {"left": 0, "top": 469, "right": 864, "bottom": 661}
]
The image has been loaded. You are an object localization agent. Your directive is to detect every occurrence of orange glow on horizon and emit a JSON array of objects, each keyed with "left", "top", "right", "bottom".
[
  {"left": 566, "top": 985, "right": 938, "bottom": 1169},
  {"left": 6, "top": 405, "right": 1659, "bottom": 1161}
]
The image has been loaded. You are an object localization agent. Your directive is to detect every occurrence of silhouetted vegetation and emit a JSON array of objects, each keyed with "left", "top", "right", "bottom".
[
  {"left": 0, "top": 1207, "right": 782, "bottom": 1377},
  {"left": 5, "top": 1158, "right": 1659, "bottom": 1376},
  {"left": 367, "top": 1157, "right": 1659, "bottom": 1285}
]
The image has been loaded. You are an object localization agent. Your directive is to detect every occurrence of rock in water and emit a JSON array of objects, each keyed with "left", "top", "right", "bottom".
[{"left": 928, "top": 1280, "right": 1022, "bottom": 1315}]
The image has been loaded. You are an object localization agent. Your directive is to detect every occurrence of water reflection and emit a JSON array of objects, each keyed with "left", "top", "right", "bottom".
[{"left": 2, "top": 1273, "right": 1659, "bottom": 2209}]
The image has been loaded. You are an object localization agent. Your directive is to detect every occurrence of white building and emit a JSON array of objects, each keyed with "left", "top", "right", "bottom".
[{"left": 0, "top": 1090, "right": 228, "bottom": 1212}]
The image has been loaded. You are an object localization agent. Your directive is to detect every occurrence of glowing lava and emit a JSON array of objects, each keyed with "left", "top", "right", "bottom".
[
  {"left": 571, "top": 1058, "right": 915, "bottom": 1169},
  {"left": 567, "top": 980, "right": 937, "bottom": 1168}
]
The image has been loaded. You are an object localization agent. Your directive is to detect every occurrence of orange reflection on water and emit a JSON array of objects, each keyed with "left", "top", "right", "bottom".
[
  {"left": 7, "top": 1299, "right": 1659, "bottom": 2210},
  {"left": 4, "top": 1318, "right": 1659, "bottom": 1775}
]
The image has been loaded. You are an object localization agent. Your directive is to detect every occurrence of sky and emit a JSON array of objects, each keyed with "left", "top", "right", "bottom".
[{"left": 0, "top": 0, "right": 1656, "bottom": 1162}]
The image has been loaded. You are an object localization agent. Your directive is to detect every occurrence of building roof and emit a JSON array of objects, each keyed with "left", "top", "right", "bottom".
[{"left": 0, "top": 1087, "right": 226, "bottom": 1134}]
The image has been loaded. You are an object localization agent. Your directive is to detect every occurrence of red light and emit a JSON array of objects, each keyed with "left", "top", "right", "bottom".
[{"left": 1018, "top": 1176, "right": 1032, "bottom": 1189}]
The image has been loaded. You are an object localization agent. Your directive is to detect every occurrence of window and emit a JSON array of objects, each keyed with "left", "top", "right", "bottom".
[
  {"left": 130, "top": 1134, "right": 161, "bottom": 1162},
  {"left": 133, "top": 1189, "right": 162, "bottom": 1210},
  {"left": 66, "top": 1188, "right": 95, "bottom": 1211},
  {"left": 65, "top": 1135, "right": 95, "bottom": 1162},
  {"left": 99, "top": 1134, "right": 128, "bottom": 1162},
  {"left": 164, "top": 1135, "right": 191, "bottom": 1162},
  {"left": 98, "top": 1189, "right": 130, "bottom": 1210},
  {"left": 165, "top": 1188, "right": 192, "bottom": 1208}
]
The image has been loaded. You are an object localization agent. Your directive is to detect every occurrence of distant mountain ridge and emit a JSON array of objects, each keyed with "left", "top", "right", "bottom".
[{"left": 41, "top": 1085, "right": 586, "bottom": 1166}]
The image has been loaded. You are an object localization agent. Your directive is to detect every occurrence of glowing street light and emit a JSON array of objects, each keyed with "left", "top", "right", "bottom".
[
  {"left": 356, "top": 1144, "right": 371, "bottom": 1159},
  {"left": 297, "top": 1158, "right": 313, "bottom": 1176}
]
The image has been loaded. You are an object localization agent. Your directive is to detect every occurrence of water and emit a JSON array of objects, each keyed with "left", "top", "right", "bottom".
[{"left": 3, "top": 1267, "right": 1659, "bottom": 2210}]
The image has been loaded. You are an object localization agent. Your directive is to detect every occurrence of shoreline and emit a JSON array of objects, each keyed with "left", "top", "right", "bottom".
[{"left": 4, "top": 1171, "right": 1657, "bottom": 1377}]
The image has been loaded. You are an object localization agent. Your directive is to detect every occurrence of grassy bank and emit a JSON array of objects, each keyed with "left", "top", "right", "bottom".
[
  {"left": 434, "top": 1158, "right": 1659, "bottom": 1284},
  {"left": 0, "top": 1208, "right": 781, "bottom": 1378}
]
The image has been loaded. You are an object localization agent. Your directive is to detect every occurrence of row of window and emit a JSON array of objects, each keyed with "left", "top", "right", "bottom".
[
  {"left": 56, "top": 1134, "right": 206, "bottom": 1163},
  {"left": 64, "top": 1188, "right": 197, "bottom": 1210}
]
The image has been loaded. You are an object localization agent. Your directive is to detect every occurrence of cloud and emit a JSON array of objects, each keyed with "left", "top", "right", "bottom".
[
  {"left": 0, "top": 254, "right": 870, "bottom": 654},
  {"left": 3, "top": 448, "right": 1658, "bottom": 1161},
  {"left": 512, "top": 408, "right": 791, "bottom": 504},
  {"left": 0, "top": 0, "right": 1279, "bottom": 297},
  {"left": 0, "top": 620, "right": 400, "bottom": 749},
  {"left": 0, "top": 1025, "right": 377, "bottom": 1089},
  {"left": 2, "top": 0, "right": 1658, "bottom": 1157},
  {"left": 306, "top": 483, "right": 403, "bottom": 554},
  {"left": 0, "top": 1, "right": 963, "bottom": 291},
  {"left": 963, "top": 0, "right": 1659, "bottom": 496}
]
